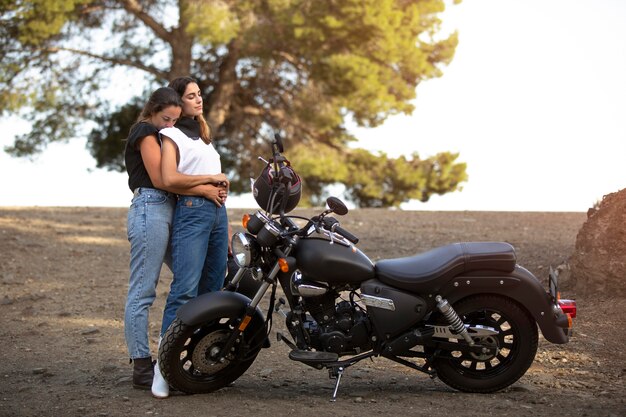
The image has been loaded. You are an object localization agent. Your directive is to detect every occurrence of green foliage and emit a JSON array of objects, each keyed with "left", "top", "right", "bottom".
[
  {"left": 88, "top": 97, "right": 144, "bottom": 172},
  {"left": 185, "top": 0, "right": 242, "bottom": 45},
  {"left": 344, "top": 149, "right": 467, "bottom": 208},
  {"left": 286, "top": 142, "right": 351, "bottom": 206},
  {"left": 285, "top": 142, "right": 467, "bottom": 208},
  {"left": 8, "top": 0, "right": 88, "bottom": 46},
  {"left": 1, "top": 0, "right": 467, "bottom": 207}
]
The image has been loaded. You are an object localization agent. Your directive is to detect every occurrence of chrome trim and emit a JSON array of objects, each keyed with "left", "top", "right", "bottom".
[
  {"left": 361, "top": 294, "right": 396, "bottom": 311},
  {"left": 290, "top": 272, "right": 329, "bottom": 297},
  {"left": 297, "top": 283, "right": 329, "bottom": 297},
  {"left": 429, "top": 324, "right": 499, "bottom": 340},
  {"left": 232, "top": 232, "right": 253, "bottom": 267}
]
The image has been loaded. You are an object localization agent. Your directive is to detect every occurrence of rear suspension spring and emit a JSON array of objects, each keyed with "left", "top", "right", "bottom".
[{"left": 435, "top": 295, "right": 474, "bottom": 345}]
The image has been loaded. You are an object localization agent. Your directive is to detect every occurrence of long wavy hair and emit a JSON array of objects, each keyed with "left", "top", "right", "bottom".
[{"left": 168, "top": 76, "right": 212, "bottom": 144}]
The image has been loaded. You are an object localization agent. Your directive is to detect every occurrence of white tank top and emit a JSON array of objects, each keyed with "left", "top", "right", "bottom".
[{"left": 160, "top": 127, "right": 221, "bottom": 175}]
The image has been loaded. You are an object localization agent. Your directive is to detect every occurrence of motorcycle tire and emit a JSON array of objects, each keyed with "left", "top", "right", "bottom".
[
  {"left": 431, "top": 294, "right": 538, "bottom": 393},
  {"left": 159, "top": 316, "right": 265, "bottom": 394}
]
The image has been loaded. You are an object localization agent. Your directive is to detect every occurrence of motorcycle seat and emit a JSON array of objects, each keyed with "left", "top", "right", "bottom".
[{"left": 374, "top": 242, "right": 516, "bottom": 293}]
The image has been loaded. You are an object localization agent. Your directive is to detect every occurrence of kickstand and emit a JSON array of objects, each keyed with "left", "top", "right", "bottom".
[{"left": 329, "top": 366, "right": 344, "bottom": 402}]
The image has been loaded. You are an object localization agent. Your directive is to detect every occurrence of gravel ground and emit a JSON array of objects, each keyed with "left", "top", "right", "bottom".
[{"left": 0, "top": 207, "right": 623, "bottom": 417}]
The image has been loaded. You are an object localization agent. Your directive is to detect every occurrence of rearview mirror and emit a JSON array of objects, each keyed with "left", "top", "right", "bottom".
[
  {"left": 326, "top": 196, "right": 348, "bottom": 216},
  {"left": 273, "top": 133, "right": 284, "bottom": 153}
]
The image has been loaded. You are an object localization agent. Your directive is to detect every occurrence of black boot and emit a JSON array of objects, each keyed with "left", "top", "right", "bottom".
[{"left": 132, "top": 357, "right": 154, "bottom": 390}]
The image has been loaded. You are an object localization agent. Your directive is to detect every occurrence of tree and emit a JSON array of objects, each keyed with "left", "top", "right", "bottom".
[{"left": 0, "top": 0, "right": 466, "bottom": 207}]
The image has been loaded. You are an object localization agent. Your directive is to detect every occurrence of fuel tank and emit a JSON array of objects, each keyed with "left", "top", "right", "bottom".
[{"left": 294, "top": 237, "right": 375, "bottom": 284}]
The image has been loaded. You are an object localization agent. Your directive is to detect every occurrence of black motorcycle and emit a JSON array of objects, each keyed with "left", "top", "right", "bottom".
[{"left": 158, "top": 134, "right": 576, "bottom": 399}]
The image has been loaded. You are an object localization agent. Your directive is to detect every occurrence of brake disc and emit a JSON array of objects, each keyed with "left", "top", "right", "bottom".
[{"left": 191, "top": 330, "right": 231, "bottom": 374}]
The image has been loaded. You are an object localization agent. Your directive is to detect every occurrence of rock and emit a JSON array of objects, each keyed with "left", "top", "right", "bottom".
[
  {"left": 0, "top": 296, "right": 13, "bottom": 305},
  {"left": 568, "top": 188, "right": 626, "bottom": 297},
  {"left": 115, "top": 376, "right": 132, "bottom": 386},
  {"left": 101, "top": 364, "right": 117, "bottom": 373},
  {"left": 0, "top": 273, "right": 20, "bottom": 285},
  {"left": 31, "top": 368, "right": 54, "bottom": 377},
  {"left": 509, "top": 383, "right": 534, "bottom": 392}
]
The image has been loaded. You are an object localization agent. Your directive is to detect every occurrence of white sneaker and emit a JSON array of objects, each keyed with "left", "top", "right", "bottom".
[
  {"left": 151, "top": 360, "right": 169, "bottom": 398},
  {"left": 151, "top": 337, "right": 169, "bottom": 399}
]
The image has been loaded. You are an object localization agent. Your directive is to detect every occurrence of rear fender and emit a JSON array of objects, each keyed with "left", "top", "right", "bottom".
[
  {"left": 440, "top": 265, "right": 570, "bottom": 344},
  {"left": 177, "top": 291, "right": 265, "bottom": 328}
]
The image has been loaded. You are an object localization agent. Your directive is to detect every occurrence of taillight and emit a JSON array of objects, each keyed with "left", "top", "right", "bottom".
[{"left": 558, "top": 299, "right": 577, "bottom": 319}]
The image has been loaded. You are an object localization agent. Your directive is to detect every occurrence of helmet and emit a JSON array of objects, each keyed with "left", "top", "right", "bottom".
[{"left": 253, "top": 163, "right": 302, "bottom": 214}]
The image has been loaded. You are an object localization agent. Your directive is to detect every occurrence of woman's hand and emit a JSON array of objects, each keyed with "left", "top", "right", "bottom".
[
  {"left": 198, "top": 184, "right": 227, "bottom": 207},
  {"left": 218, "top": 182, "right": 228, "bottom": 203},
  {"left": 209, "top": 173, "right": 230, "bottom": 189}
]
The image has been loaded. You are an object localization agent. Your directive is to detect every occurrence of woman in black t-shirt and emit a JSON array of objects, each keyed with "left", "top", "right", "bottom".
[{"left": 123, "top": 87, "right": 226, "bottom": 392}]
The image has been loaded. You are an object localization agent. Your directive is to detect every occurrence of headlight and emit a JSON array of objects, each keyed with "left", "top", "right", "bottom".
[{"left": 231, "top": 232, "right": 258, "bottom": 267}]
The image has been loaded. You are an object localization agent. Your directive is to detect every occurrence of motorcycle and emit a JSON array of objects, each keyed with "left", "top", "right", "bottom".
[{"left": 158, "top": 134, "right": 577, "bottom": 400}]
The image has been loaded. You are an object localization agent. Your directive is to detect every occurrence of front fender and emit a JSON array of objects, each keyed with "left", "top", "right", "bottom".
[
  {"left": 177, "top": 291, "right": 265, "bottom": 328},
  {"left": 441, "top": 265, "right": 570, "bottom": 344}
]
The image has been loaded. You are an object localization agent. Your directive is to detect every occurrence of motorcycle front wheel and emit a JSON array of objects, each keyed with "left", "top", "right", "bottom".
[
  {"left": 159, "top": 316, "right": 265, "bottom": 394},
  {"left": 431, "top": 294, "right": 538, "bottom": 393}
]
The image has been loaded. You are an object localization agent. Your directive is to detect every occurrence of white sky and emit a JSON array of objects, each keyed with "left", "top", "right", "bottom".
[{"left": 1, "top": 0, "right": 624, "bottom": 212}]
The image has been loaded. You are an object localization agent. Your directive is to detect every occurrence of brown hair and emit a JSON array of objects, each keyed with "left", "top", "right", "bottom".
[
  {"left": 168, "top": 76, "right": 211, "bottom": 144},
  {"left": 132, "top": 87, "right": 183, "bottom": 129}
]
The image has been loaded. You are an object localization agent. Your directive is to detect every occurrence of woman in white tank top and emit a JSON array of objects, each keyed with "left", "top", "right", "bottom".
[{"left": 153, "top": 77, "right": 231, "bottom": 399}]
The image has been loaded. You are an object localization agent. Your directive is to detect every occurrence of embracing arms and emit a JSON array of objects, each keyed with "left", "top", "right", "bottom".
[
  {"left": 138, "top": 134, "right": 228, "bottom": 206},
  {"left": 160, "top": 136, "right": 229, "bottom": 189}
]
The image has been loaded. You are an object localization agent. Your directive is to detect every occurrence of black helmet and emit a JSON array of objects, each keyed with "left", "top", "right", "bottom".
[{"left": 253, "top": 163, "right": 302, "bottom": 214}]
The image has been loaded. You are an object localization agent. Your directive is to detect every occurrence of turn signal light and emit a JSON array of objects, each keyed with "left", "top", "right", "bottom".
[
  {"left": 242, "top": 213, "right": 251, "bottom": 229},
  {"left": 278, "top": 258, "right": 290, "bottom": 273},
  {"left": 558, "top": 299, "right": 577, "bottom": 319}
]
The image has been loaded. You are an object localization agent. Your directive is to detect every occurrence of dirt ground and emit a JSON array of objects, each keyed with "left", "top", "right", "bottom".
[{"left": 0, "top": 206, "right": 624, "bottom": 417}]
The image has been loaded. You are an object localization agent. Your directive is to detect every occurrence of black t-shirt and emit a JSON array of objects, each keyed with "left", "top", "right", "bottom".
[{"left": 124, "top": 122, "right": 160, "bottom": 191}]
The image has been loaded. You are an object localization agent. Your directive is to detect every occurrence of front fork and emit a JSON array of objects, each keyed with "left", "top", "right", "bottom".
[{"left": 216, "top": 248, "right": 293, "bottom": 363}]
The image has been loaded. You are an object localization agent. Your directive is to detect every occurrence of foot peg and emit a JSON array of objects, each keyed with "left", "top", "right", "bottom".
[
  {"left": 276, "top": 332, "right": 297, "bottom": 350},
  {"left": 288, "top": 349, "right": 339, "bottom": 363},
  {"left": 287, "top": 349, "right": 348, "bottom": 401}
]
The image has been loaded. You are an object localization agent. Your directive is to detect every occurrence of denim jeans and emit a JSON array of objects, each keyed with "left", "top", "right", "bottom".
[
  {"left": 160, "top": 196, "right": 229, "bottom": 335},
  {"left": 124, "top": 188, "right": 175, "bottom": 359}
]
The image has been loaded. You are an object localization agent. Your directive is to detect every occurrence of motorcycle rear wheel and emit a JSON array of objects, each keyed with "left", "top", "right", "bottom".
[
  {"left": 159, "top": 316, "right": 264, "bottom": 394},
  {"left": 431, "top": 294, "right": 538, "bottom": 393}
]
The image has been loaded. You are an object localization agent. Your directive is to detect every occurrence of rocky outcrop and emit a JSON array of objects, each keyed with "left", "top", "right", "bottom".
[{"left": 567, "top": 188, "right": 626, "bottom": 297}]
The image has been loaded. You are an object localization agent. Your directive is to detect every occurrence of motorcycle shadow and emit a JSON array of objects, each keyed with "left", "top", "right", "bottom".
[{"left": 210, "top": 366, "right": 458, "bottom": 400}]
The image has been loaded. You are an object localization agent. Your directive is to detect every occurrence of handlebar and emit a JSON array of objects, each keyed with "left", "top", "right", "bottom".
[
  {"left": 321, "top": 217, "right": 359, "bottom": 245},
  {"left": 333, "top": 224, "right": 359, "bottom": 244},
  {"left": 259, "top": 132, "right": 359, "bottom": 243}
]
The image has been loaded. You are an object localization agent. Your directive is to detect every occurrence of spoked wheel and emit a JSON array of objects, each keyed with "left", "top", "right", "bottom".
[
  {"left": 159, "top": 316, "right": 265, "bottom": 394},
  {"left": 431, "top": 295, "right": 538, "bottom": 393}
]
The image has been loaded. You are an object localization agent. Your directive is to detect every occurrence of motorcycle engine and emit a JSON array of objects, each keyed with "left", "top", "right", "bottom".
[{"left": 289, "top": 296, "right": 371, "bottom": 355}]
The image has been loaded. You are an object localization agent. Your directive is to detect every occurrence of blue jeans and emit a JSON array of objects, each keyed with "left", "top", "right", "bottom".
[
  {"left": 124, "top": 188, "right": 176, "bottom": 359},
  {"left": 160, "top": 196, "right": 229, "bottom": 335}
]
